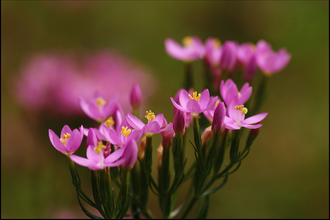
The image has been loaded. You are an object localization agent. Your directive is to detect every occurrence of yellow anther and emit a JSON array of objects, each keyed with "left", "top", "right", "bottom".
[
  {"left": 94, "top": 141, "right": 106, "bottom": 154},
  {"left": 105, "top": 117, "right": 114, "bottom": 128},
  {"left": 241, "top": 107, "right": 248, "bottom": 115},
  {"left": 189, "top": 91, "right": 201, "bottom": 101},
  {"left": 234, "top": 105, "right": 248, "bottom": 116},
  {"left": 121, "top": 126, "right": 131, "bottom": 137},
  {"left": 238, "top": 92, "right": 241, "bottom": 98},
  {"left": 96, "top": 97, "right": 106, "bottom": 109},
  {"left": 145, "top": 110, "right": 155, "bottom": 122},
  {"left": 215, "top": 100, "right": 220, "bottom": 107},
  {"left": 213, "top": 38, "right": 221, "bottom": 47},
  {"left": 182, "top": 36, "right": 193, "bottom": 46},
  {"left": 60, "top": 133, "right": 70, "bottom": 145}
]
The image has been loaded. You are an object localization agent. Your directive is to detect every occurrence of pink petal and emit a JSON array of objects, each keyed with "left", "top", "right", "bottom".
[
  {"left": 179, "top": 89, "right": 191, "bottom": 109},
  {"left": 203, "top": 96, "right": 218, "bottom": 112},
  {"left": 186, "top": 99, "right": 202, "bottom": 114},
  {"left": 198, "top": 89, "right": 210, "bottom": 110},
  {"left": 160, "top": 122, "right": 173, "bottom": 132},
  {"left": 239, "top": 83, "right": 252, "bottom": 104},
  {"left": 65, "top": 129, "right": 81, "bottom": 153},
  {"left": 243, "top": 112, "right": 268, "bottom": 124},
  {"left": 126, "top": 113, "right": 145, "bottom": 130},
  {"left": 153, "top": 113, "right": 164, "bottom": 127},
  {"left": 60, "top": 125, "right": 72, "bottom": 139},
  {"left": 86, "top": 144, "right": 102, "bottom": 163},
  {"left": 165, "top": 38, "right": 187, "bottom": 60},
  {"left": 242, "top": 124, "right": 263, "bottom": 129},
  {"left": 170, "top": 97, "right": 189, "bottom": 113},
  {"left": 105, "top": 146, "right": 125, "bottom": 163},
  {"left": 103, "top": 93, "right": 119, "bottom": 118},
  {"left": 49, "top": 129, "right": 67, "bottom": 154},
  {"left": 69, "top": 154, "right": 93, "bottom": 168},
  {"left": 79, "top": 98, "right": 96, "bottom": 120},
  {"left": 144, "top": 121, "right": 161, "bottom": 134}
]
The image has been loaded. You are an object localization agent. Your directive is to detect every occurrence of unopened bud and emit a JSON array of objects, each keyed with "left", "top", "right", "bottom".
[
  {"left": 211, "top": 101, "right": 226, "bottom": 133},
  {"left": 103, "top": 142, "right": 111, "bottom": 157},
  {"left": 130, "top": 83, "right": 142, "bottom": 108},
  {"left": 201, "top": 126, "right": 213, "bottom": 146},
  {"left": 173, "top": 110, "right": 186, "bottom": 135},
  {"left": 138, "top": 135, "right": 147, "bottom": 160},
  {"left": 157, "top": 144, "right": 163, "bottom": 170}
]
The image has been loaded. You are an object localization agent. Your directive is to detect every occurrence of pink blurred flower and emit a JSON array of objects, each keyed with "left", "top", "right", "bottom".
[
  {"left": 256, "top": 40, "right": 291, "bottom": 75},
  {"left": 48, "top": 125, "right": 84, "bottom": 155},
  {"left": 237, "top": 43, "right": 258, "bottom": 82},
  {"left": 13, "top": 51, "right": 156, "bottom": 116},
  {"left": 165, "top": 36, "right": 205, "bottom": 61},
  {"left": 220, "top": 79, "right": 252, "bottom": 106},
  {"left": 170, "top": 89, "right": 217, "bottom": 115},
  {"left": 219, "top": 41, "right": 239, "bottom": 73},
  {"left": 204, "top": 37, "right": 222, "bottom": 67}
]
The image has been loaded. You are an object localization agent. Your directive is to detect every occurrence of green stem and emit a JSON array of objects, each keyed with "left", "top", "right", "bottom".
[{"left": 184, "top": 62, "right": 194, "bottom": 90}]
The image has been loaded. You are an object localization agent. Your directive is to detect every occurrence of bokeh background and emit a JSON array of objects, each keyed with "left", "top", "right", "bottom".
[{"left": 1, "top": 1, "right": 328, "bottom": 219}]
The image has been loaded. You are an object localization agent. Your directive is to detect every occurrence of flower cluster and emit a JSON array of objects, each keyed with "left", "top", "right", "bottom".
[{"left": 48, "top": 36, "right": 290, "bottom": 219}]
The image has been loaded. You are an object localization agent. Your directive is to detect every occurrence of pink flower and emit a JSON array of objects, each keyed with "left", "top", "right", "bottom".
[
  {"left": 204, "top": 38, "right": 222, "bottom": 67},
  {"left": 256, "top": 40, "right": 291, "bottom": 75},
  {"left": 79, "top": 91, "right": 118, "bottom": 122},
  {"left": 100, "top": 120, "right": 143, "bottom": 147},
  {"left": 69, "top": 128, "right": 127, "bottom": 170},
  {"left": 220, "top": 79, "right": 252, "bottom": 106},
  {"left": 211, "top": 101, "right": 226, "bottom": 133},
  {"left": 13, "top": 51, "right": 156, "bottom": 116},
  {"left": 237, "top": 43, "right": 258, "bottom": 81},
  {"left": 121, "top": 139, "right": 138, "bottom": 170},
  {"left": 48, "top": 125, "right": 84, "bottom": 155},
  {"left": 219, "top": 41, "right": 239, "bottom": 72},
  {"left": 126, "top": 111, "right": 173, "bottom": 135},
  {"left": 224, "top": 102, "right": 268, "bottom": 130},
  {"left": 165, "top": 36, "right": 205, "bottom": 61},
  {"left": 170, "top": 89, "right": 217, "bottom": 115},
  {"left": 160, "top": 118, "right": 175, "bottom": 147}
]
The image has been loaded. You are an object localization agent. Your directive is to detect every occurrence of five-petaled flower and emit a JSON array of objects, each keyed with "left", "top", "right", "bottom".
[
  {"left": 49, "top": 125, "right": 84, "bottom": 155},
  {"left": 170, "top": 89, "right": 217, "bottom": 115},
  {"left": 126, "top": 110, "right": 173, "bottom": 135},
  {"left": 224, "top": 103, "right": 268, "bottom": 130},
  {"left": 79, "top": 91, "right": 119, "bottom": 123},
  {"left": 220, "top": 79, "right": 252, "bottom": 106},
  {"left": 165, "top": 36, "right": 205, "bottom": 62}
]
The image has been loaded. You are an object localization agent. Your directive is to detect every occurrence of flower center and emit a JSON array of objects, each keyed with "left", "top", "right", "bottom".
[
  {"left": 189, "top": 91, "right": 201, "bottom": 101},
  {"left": 182, "top": 36, "right": 193, "bottom": 46},
  {"left": 96, "top": 97, "right": 106, "bottom": 109},
  {"left": 234, "top": 105, "right": 248, "bottom": 116},
  {"left": 213, "top": 38, "right": 221, "bottom": 48},
  {"left": 94, "top": 141, "right": 106, "bottom": 154},
  {"left": 60, "top": 133, "right": 70, "bottom": 145},
  {"left": 121, "top": 126, "right": 131, "bottom": 137},
  {"left": 145, "top": 110, "right": 155, "bottom": 122},
  {"left": 105, "top": 117, "right": 114, "bottom": 128}
]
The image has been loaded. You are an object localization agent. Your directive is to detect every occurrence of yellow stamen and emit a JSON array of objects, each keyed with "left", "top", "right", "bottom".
[
  {"left": 215, "top": 100, "right": 220, "bottom": 107},
  {"left": 96, "top": 97, "right": 106, "bottom": 109},
  {"left": 234, "top": 105, "right": 248, "bottom": 116},
  {"left": 121, "top": 126, "right": 131, "bottom": 137},
  {"left": 189, "top": 91, "right": 201, "bottom": 101},
  {"left": 105, "top": 117, "right": 114, "bottom": 128},
  {"left": 182, "top": 36, "right": 193, "bottom": 46},
  {"left": 145, "top": 110, "right": 155, "bottom": 122},
  {"left": 213, "top": 38, "right": 221, "bottom": 47},
  {"left": 238, "top": 92, "right": 241, "bottom": 98},
  {"left": 94, "top": 141, "right": 106, "bottom": 154},
  {"left": 60, "top": 133, "right": 70, "bottom": 145}
]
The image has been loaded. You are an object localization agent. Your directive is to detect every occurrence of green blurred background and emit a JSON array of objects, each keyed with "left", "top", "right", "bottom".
[{"left": 1, "top": 1, "right": 328, "bottom": 219}]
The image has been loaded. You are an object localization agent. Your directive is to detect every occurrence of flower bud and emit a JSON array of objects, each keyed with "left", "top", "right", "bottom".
[
  {"left": 138, "top": 135, "right": 147, "bottom": 160},
  {"left": 130, "top": 83, "right": 142, "bottom": 108},
  {"left": 103, "top": 142, "right": 111, "bottom": 158},
  {"left": 201, "top": 126, "right": 213, "bottom": 147},
  {"left": 173, "top": 110, "right": 186, "bottom": 135},
  {"left": 211, "top": 101, "right": 226, "bottom": 133},
  {"left": 161, "top": 118, "right": 175, "bottom": 147},
  {"left": 121, "top": 139, "right": 138, "bottom": 170},
  {"left": 219, "top": 41, "right": 238, "bottom": 73},
  {"left": 157, "top": 144, "right": 163, "bottom": 170},
  {"left": 243, "top": 55, "right": 257, "bottom": 82}
]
